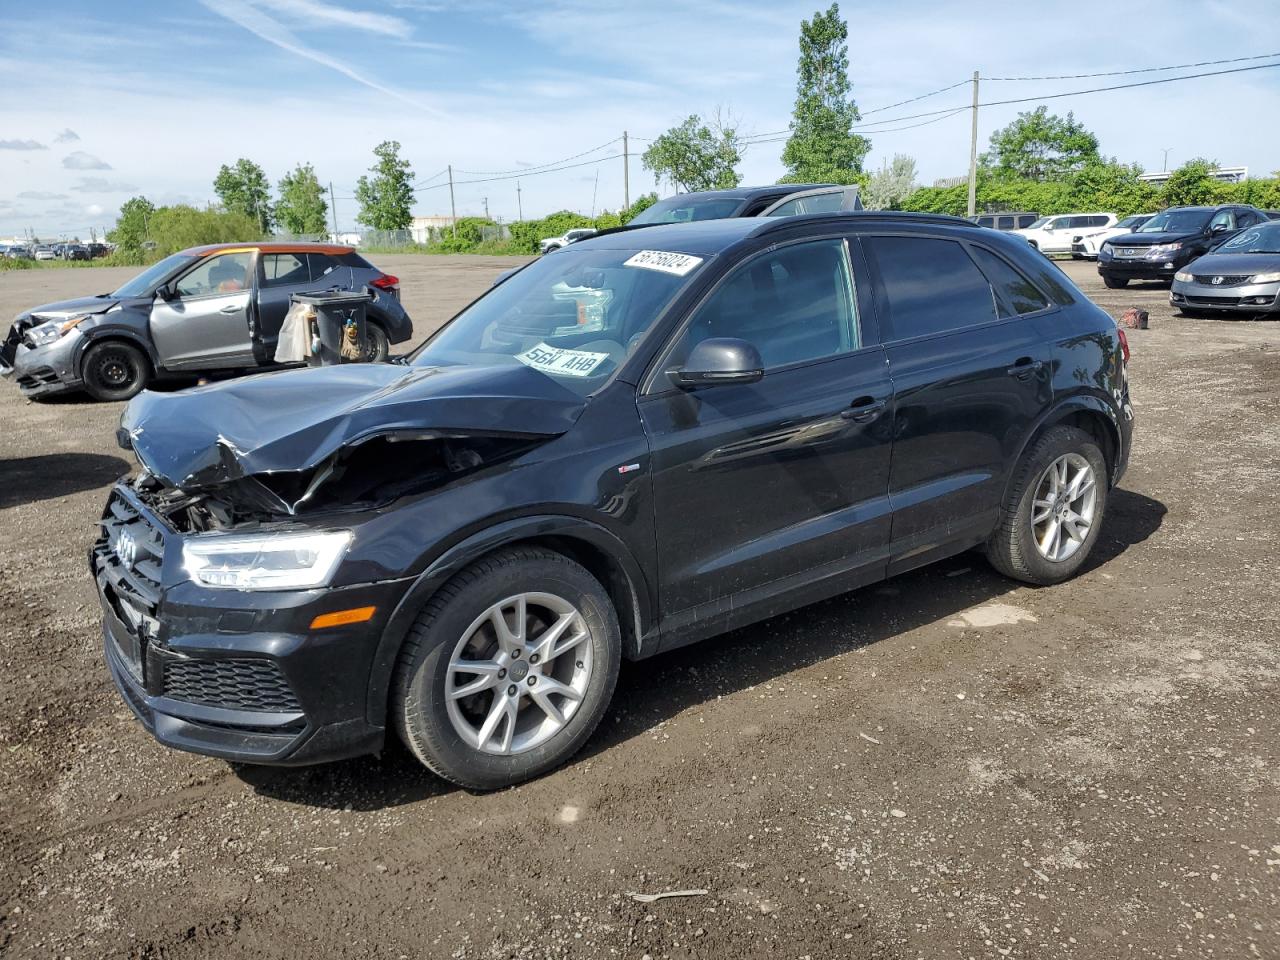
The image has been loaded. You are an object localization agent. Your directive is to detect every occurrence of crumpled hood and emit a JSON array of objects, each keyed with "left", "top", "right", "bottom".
[
  {"left": 121, "top": 362, "right": 586, "bottom": 488},
  {"left": 22, "top": 294, "right": 122, "bottom": 321},
  {"left": 1181, "top": 252, "right": 1280, "bottom": 275}
]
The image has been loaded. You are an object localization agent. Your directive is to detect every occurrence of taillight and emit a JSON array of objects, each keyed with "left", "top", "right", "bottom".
[
  {"left": 1116, "top": 326, "right": 1130, "bottom": 364},
  {"left": 370, "top": 274, "right": 399, "bottom": 291}
]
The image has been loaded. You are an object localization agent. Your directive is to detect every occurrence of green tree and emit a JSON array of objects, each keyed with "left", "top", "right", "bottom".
[
  {"left": 983, "top": 107, "right": 1100, "bottom": 181},
  {"left": 781, "top": 3, "right": 870, "bottom": 184},
  {"left": 863, "top": 154, "right": 918, "bottom": 210},
  {"left": 620, "top": 192, "right": 658, "bottom": 223},
  {"left": 355, "top": 140, "right": 415, "bottom": 231},
  {"left": 1160, "top": 157, "right": 1219, "bottom": 207},
  {"left": 107, "top": 196, "right": 156, "bottom": 251},
  {"left": 642, "top": 114, "right": 743, "bottom": 193},
  {"left": 275, "top": 163, "right": 329, "bottom": 236},
  {"left": 213, "top": 158, "right": 273, "bottom": 231}
]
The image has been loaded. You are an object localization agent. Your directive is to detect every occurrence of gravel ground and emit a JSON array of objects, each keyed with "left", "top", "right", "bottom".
[{"left": 0, "top": 255, "right": 1277, "bottom": 960}]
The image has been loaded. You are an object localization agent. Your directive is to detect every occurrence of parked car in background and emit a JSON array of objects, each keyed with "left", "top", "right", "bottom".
[
  {"left": 1170, "top": 218, "right": 1280, "bottom": 318},
  {"left": 5, "top": 245, "right": 34, "bottom": 260},
  {"left": 761, "top": 185, "right": 863, "bottom": 216},
  {"left": 96, "top": 211, "right": 1131, "bottom": 788},
  {"left": 34, "top": 245, "right": 57, "bottom": 261},
  {"left": 627, "top": 184, "right": 836, "bottom": 225},
  {"left": 1264, "top": 210, "right": 1280, "bottom": 221},
  {"left": 1, "top": 242, "right": 411, "bottom": 401},
  {"left": 1014, "top": 213, "right": 1116, "bottom": 254},
  {"left": 539, "top": 228, "right": 597, "bottom": 254},
  {"left": 87, "top": 242, "right": 110, "bottom": 258},
  {"left": 1098, "top": 204, "right": 1268, "bottom": 288},
  {"left": 1071, "top": 214, "right": 1154, "bottom": 259},
  {"left": 62, "top": 243, "right": 90, "bottom": 261},
  {"left": 972, "top": 212, "right": 1039, "bottom": 231}
]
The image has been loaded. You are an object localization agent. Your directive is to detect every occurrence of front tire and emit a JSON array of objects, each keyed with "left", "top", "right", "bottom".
[
  {"left": 1103, "top": 275, "right": 1129, "bottom": 289},
  {"left": 985, "top": 426, "right": 1109, "bottom": 586},
  {"left": 392, "top": 547, "right": 622, "bottom": 790},
  {"left": 363, "top": 323, "right": 390, "bottom": 362},
  {"left": 81, "top": 341, "right": 150, "bottom": 402}
]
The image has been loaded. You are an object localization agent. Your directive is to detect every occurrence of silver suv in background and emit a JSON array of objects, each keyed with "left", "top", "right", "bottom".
[{"left": 972, "top": 212, "right": 1039, "bottom": 231}]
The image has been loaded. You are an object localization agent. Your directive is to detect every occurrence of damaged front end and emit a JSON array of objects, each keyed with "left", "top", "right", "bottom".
[{"left": 115, "top": 362, "right": 584, "bottom": 532}]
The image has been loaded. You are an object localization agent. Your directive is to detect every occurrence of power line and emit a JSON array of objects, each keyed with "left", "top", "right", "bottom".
[
  {"left": 741, "top": 107, "right": 969, "bottom": 148},
  {"left": 987, "top": 51, "right": 1280, "bottom": 82},
  {"left": 859, "top": 78, "right": 973, "bottom": 115},
  {"left": 453, "top": 137, "right": 621, "bottom": 176},
  {"left": 412, "top": 166, "right": 450, "bottom": 187},
  {"left": 416, "top": 152, "right": 624, "bottom": 189}
]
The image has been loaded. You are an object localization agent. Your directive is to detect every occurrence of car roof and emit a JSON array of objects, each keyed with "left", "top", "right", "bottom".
[
  {"left": 662, "top": 184, "right": 837, "bottom": 203},
  {"left": 178, "top": 241, "right": 356, "bottom": 256},
  {"left": 582, "top": 211, "right": 977, "bottom": 256}
]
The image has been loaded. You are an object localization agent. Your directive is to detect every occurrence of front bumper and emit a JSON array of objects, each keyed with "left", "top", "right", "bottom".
[
  {"left": 5, "top": 334, "right": 84, "bottom": 397},
  {"left": 1170, "top": 279, "right": 1280, "bottom": 314},
  {"left": 94, "top": 485, "right": 415, "bottom": 765},
  {"left": 1098, "top": 257, "right": 1181, "bottom": 281}
]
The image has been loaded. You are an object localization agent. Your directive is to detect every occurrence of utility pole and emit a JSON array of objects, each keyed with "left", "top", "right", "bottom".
[
  {"left": 966, "top": 70, "right": 979, "bottom": 218},
  {"left": 1161, "top": 147, "right": 1173, "bottom": 173},
  {"left": 590, "top": 170, "right": 599, "bottom": 219},
  {"left": 622, "top": 130, "right": 630, "bottom": 210},
  {"left": 483, "top": 196, "right": 489, "bottom": 220},
  {"left": 448, "top": 164, "right": 457, "bottom": 237},
  {"left": 328, "top": 181, "right": 338, "bottom": 239},
  {"left": 516, "top": 181, "right": 523, "bottom": 221}
]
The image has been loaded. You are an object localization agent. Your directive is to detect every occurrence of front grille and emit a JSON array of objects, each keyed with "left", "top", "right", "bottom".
[
  {"left": 1192, "top": 275, "right": 1250, "bottom": 286},
  {"left": 99, "top": 492, "right": 165, "bottom": 595},
  {"left": 1187, "top": 295, "right": 1243, "bottom": 306},
  {"left": 162, "top": 657, "right": 301, "bottom": 712}
]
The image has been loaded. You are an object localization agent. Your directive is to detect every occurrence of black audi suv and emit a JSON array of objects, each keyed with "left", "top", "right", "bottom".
[{"left": 95, "top": 212, "right": 1133, "bottom": 789}]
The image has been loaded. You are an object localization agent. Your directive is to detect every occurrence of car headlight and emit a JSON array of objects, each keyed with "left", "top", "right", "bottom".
[
  {"left": 1174, "top": 271, "right": 1194, "bottom": 282},
  {"left": 1147, "top": 242, "right": 1182, "bottom": 257},
  {"left": 26, "top": 315, "right": 87, "bottom": 347},
  {"left": 182, "top": 530, "right": 351, "bottom": 590},
  {"left": 1249, "top": 271, "right": 1280, "bottom": 284}
]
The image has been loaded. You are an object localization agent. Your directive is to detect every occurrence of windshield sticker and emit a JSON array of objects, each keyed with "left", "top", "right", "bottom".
[
  {"left": 516, "top": 342, "right": 610, "bottom": 378},
  {"left": 623, "top": 250, "right": 704, "bottom": 276}
]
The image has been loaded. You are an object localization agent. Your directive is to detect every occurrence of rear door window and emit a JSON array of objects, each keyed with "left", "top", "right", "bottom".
[
  {"left": 1016, "top": 214, "right": 1038, "bottom": 228},
  {"left": 969, "top": 246, "right": 1050, "bottom": 317},
  {"left": 308, "top": 253, "right": 341, "bottom": 281},
  {"left": 865, "top": 236, "right": 997, "bottom": 341},
  {"left": 261, "top": 252, "right": 309, "bottom": 287},
  {"left": 996, "top": 216, "right": 1014, "bottom": 230}
]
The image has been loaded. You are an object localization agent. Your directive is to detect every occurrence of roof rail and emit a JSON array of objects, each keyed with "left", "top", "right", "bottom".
[{"left": 755, "top": 210, "right": 975, "bottom": 234}]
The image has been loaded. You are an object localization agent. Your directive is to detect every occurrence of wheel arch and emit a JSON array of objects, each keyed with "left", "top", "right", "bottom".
[
  {"left": 365, "top": 514, "right": 655, "bottom": 729},
  {"left": 74, "top": 328, "right": 158, "bottom": 379},
  {"left": 1009, "top": 396, "right": 1122, "bottom": 496}
]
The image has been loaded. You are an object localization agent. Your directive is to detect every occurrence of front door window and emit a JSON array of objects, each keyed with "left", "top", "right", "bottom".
[{"left": 175, "top": 252, "right": 254, "bottom": 298}]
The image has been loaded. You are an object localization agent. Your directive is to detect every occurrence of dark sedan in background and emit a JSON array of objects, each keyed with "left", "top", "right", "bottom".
[
  {"left": 1097, "top": 204, "right": 1269, "bottom": 288},
  {"left": 1, "top": 242, "right": 411, "bottom": 401},
  {"left": 1171, "top": 219, "right": 1280, "bottom": 318}
]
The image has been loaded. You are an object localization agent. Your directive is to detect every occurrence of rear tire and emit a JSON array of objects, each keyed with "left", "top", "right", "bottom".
[
  {"left": 985, "top": 426, "right": 1109, "bottom": 586},
  {"left": 1103, "top": 276, "right": 1129, "bottom": 289},
  {"left": 363, "top": 323, "right": 390, "bottom": 362},
  {"left": 81, "top": 341, "right": 150, "bottom": 402},
  {"left": 392, "top": 547, "right": 622, "bottom": 790}
]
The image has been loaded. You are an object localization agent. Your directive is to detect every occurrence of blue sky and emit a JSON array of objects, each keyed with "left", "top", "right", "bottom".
[{"left": 1, "top": 0, "right": 1278, "bottom": 238}]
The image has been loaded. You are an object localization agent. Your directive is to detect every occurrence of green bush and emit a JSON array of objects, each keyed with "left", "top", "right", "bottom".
[{"left": 0, "top": 257, "right": 35, "bottom": 271}]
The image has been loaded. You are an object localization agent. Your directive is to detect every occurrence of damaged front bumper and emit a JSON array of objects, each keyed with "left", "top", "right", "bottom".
[
  {"left": 94, "top": 484, "right": 413, "bottom": 765},
  {"left": 3, "top": 333, "right": 85, "bottom": 397}
]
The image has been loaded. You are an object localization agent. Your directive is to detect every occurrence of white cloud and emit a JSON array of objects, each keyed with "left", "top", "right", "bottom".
[
  {"left": 17, "top": 190, "right": 68, "bottom": 200},
  {"left": 62, "top": 151, "right": 112, "bottom": 170},
  {"left": 199, "top": 0, "right": 447, "bottom": 116},
  {"left": 70, "top": 177, "right": 139, "bottom": 193},
  {"left": 85, "top": 203, "right": 105, "bottom": 216},
  {"left": 53, "top": 128, "right": 80, "bottom": 143},
  {"left": 0, "top": 139, "right": 47, "bottom": 150},
  {"left": 255, "top": 0, "right": 410, "bottom": 36}
]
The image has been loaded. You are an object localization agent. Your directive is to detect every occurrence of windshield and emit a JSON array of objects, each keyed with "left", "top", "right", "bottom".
[
  {"left": 411, "top": 245, "right": 707, "bottom": 396},
  {"left": 110, "top": 253, "right": 199, "bottom": 298},
  {"left": 629, "top": 195, "right": 745, "bottom": 225},
  {"left": 1116, "top": 215, "right": 1150, "bottom": 229},
  {"left": 1213, "top": 222, "right": 1280, "bottom": 254},
  {"left": 1025, "top": 217, "right": 1051, "bottom": 229},
  {"left": 1137, "top": 210, "right": 1211, "bottom": 234}
]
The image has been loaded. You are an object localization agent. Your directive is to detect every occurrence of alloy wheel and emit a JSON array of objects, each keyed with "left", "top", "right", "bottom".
[
  {"left": 1031, "top": 453, "right": 1098, "bottom": 562},
  {"left": 445, "top": 592, "right": 594, "bottom": 755}
]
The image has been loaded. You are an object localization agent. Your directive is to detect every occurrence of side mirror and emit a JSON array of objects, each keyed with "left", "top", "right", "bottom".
[
  {"left": 1210, "top": 223, "right": 1229, "bottom": 234},
  {"left": 669, "top": 338, "right": 764, "bottom": 389},
  {"left": 155, "top": 282, "right": 175, "bottom": 301}
]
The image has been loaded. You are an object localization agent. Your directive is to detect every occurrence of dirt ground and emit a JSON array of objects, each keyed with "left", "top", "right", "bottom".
[{"left": 0, "top": 255, "right": 1277, "bottom": 960}]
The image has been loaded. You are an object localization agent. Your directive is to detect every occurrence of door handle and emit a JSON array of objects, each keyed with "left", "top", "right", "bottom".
[
  {"left": 840, "top": 396, "right": 887, "bottom": 422},
  {"left": 219, "top": 304, "right": 242, "bottom": 314},
  {"left": 1006, "top": 358, "right": 1044, "bottom": 380}
]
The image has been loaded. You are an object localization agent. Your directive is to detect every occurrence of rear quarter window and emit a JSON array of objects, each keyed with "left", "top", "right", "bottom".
[
  {"left": 969, "top": 246, "right": 1050, "bottom": 316},
  {"left": 337, "top": 251, "right": 375, "bottom": 269}
]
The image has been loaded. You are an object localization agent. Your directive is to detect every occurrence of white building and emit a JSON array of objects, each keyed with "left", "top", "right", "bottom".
[
  {"left": 410, "top": 215, "right": 456, "bottom": 245},
  {"left": 1138, "top": 165, "right": 1249, "bottom": 186}
]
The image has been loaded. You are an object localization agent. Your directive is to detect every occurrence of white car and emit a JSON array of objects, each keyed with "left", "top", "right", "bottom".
[
  {"left": 1070, "top": 214, "right": 1155, "bottom": 260},
  {"left": 539, "top": 228, "right": 597, "bottom": 254},
  {"left": 1014, "top": 213, "right": 1117, "bottom": 254},
  {"left": 34, "top": 246, "right": 57, "bottom": 261}
]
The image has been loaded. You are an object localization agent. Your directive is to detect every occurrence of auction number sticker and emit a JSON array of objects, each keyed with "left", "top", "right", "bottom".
[
  {"left": 623, "top": 250, "right": 704, "bottom": 276},
  {"left": 516, "top": 342, "right": 610, "bottom": 378}
]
